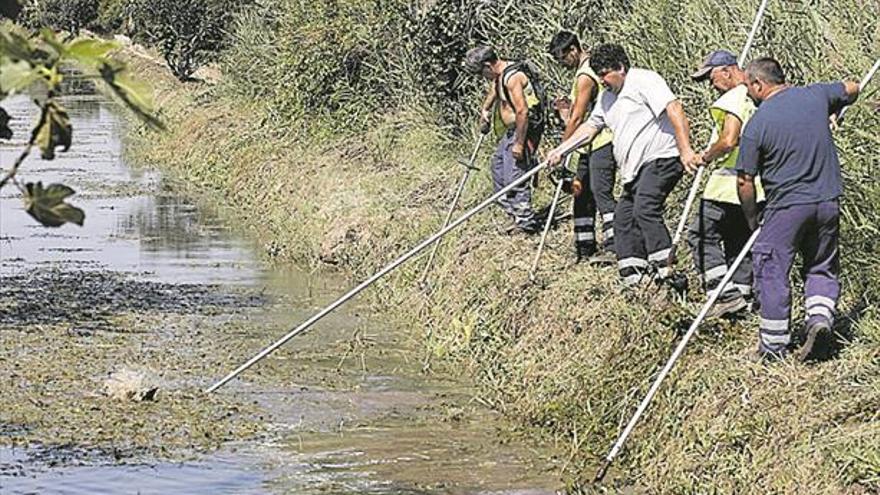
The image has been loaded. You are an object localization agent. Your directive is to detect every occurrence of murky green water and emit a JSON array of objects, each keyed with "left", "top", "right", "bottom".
[{"left": 0, "top": 94, "right": 562, "bottom": 494}]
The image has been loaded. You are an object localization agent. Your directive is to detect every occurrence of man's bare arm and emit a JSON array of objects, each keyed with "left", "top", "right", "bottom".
[
  {"left": 702, "top": 112, "right": 742, "bottom": 164},
  {"left": 480, "top": 82, "right": 497, "bottom": 123},
  {"left": 547, "top": 123, "right": 600, "bottom": 166},
  {"left": 737, "top": 172, "right": 759, "bottom": 231},
  {"left": 506, "top": 72, "right": 529, "bottom": 145},
  {"left": 830, "top": 80, "right": 861, "bottom": 128},
  {"left": 506, "top": 72, "right": 530, "bottom": 160},
  {"left": 563, "top": 75, "right": 597, "bottom": 141},
  {"left": 666, "top": 99, "right": 700, "bottom": 172}
]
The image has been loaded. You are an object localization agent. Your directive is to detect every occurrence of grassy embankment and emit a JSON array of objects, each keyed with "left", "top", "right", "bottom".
[{"left": 125, "top": 0, "right": 880, "bottom": 491}]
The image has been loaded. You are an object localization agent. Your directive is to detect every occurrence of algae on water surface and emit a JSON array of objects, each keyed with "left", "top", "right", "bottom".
[{"left": 0, "top": 268, "right": 271, "bottom": 457}]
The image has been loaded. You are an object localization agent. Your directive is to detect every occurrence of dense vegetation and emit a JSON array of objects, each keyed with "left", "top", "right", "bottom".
[
  {"left": 15, "top": 0, "right": 248, "bottom": 80},
  {"left": 23, "top": 0, "right": 879, "bottom": 491}
]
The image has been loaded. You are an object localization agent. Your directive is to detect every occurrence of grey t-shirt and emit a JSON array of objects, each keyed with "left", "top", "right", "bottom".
[
  {"left": 587, "top": 68, "right": 680, "bottom": 185},
  {"left": 735, "top": 83, "right": 851, "bottom": 209}
]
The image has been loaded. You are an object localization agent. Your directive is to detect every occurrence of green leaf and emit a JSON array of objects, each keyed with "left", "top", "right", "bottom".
[
  {"left": 66, "top": 38, "right": 119, "bottom": 67},
  {"left": 111, "top": 70, "right": 153, "bottom": 112},
  {"left": 34, "top": 101, "right": 72, "bottom": 160},
  {"left": 24, "top": 182, "right": 85, "bottom": 227},
  {"left": 99, "top": 62, "right": 165, "bottom": 130},
  {"left": 0, "top": 58, "right": 40, "bottom": 95},
  {"left": 39, "top": 28, "right": 66, "bottom": 59},
  {"left": 0, "top": 28, "right": 37, "bottom": 62}
]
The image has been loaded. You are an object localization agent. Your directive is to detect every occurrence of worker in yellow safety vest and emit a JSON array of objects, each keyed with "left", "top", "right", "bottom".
[
  {"left": 688, "top": 49, "right": 765, "bottom": 318},
  {"left": 548, "top": 31, "right": 617, "bottom": 264}
]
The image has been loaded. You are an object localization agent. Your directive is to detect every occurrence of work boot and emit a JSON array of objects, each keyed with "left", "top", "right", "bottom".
[
  {"left": 657, "top": 272, "right": 688, "bottom": 298},
  {"left": 706, "top": 292, "right": 748, "bottom": 319},
  {"left": 497, "top": 218, "right": 540, "bottom": 236},
  {"left": 574, "top": 244, "right": 597, "bottom": 263},
  {"left": 644, "top": 272, "right": 688, "bottom": 305},
  {"left": 511, "top": 221, "right": 541, "bottom": 236},
  {"left": 588, "top": 251, "right": 616, "bottom": 266},
  {"left": 796, "top": 317, "right": 832, "bottom": 362}
]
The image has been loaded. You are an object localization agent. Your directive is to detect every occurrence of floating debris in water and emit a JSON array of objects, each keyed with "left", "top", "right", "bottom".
[{"left": 103, "top": 368, "right": 159, "bottom": 402}]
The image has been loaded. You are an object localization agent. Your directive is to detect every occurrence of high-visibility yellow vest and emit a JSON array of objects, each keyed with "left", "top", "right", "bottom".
[
  {"left": 571, "top": 59, "right": 612, "bottom": 152},
  {"left": 702, "top": 84, "right": 764, "bottom": 204}
]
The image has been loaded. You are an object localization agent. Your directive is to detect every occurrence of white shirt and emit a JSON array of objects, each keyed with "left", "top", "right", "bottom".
[{"left": 586, "top": 68, "right": 680, "bottom": 184}]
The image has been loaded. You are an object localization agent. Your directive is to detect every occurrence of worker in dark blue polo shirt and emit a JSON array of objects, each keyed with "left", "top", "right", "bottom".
[{"left": 736, "top": 57, "right": 860, "bottom": 361}]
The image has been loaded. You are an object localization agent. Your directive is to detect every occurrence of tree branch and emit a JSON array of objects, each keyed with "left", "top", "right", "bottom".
[
  {"left": 0, "top": 99, "right": 50, "bottom": 191},
  {"left": 0, "top": 143, "right": 34, "bottom": 191}
]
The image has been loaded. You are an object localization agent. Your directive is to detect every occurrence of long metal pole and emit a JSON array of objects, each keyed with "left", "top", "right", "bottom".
[
  {"left": 838, "top": 57, "right": 880, "bottom": 124},
  {"left": 739, "top": 0, "right": 769, "bottom": 67},
  {"left": 667, "top": 0, "right": 769, "bottom": 266},
  {"left": 420, "top": 133, "right": 487, "bottom": 284},
  {"left": 595, "top": 227, "right": 761, "bottom": 482},
  {"left": 528, "top": 154, "right": 572, "bottom": 281},
  {"left": 206, "top": 157, "right": 551, "bottom": 393},
  {"left": 667, "top": 165, "right": 704, "bottom": 265}
]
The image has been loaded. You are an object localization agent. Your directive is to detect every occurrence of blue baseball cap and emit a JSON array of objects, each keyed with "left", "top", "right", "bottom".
[{"left": 692, "top": 50, "right": 739, "bottom": 81}]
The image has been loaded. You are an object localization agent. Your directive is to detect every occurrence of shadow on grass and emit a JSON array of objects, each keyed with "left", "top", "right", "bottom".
[{"left": 827, "top": 292, "right": 872, "bottom": 360}]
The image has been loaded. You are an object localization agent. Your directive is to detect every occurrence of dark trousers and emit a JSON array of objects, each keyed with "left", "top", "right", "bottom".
[
  {"left": 572, "top": 143, "right": 617, "bottom": 252},
  {"left": 753, "top": 200, "right": 840, "bottom": 354},
  {"left": 490, "top": 130, "right": 537, "bottom": 228},
  {"left": 615, "top": 156, "right": 683, "bottom": 285},
  {"left": 687, "top": 199, "right": 753, "bottom": 301}
]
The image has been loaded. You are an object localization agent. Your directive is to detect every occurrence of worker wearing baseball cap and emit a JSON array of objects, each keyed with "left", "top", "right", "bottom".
[{"left": 688, "top": 49, "right": 764, "bottom": 318}]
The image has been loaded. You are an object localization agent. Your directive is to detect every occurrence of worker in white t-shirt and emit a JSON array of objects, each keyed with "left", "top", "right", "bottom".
[{"left": 548, "top": 43, "right": 702, "bottom": 290}]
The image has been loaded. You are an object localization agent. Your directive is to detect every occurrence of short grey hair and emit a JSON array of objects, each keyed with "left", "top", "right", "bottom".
[
  {"left": 746, "top": 57, "right": 786, "bottom": 85},
  {"left": 465, "top": 45, "right": 497, "bottom": 73}
]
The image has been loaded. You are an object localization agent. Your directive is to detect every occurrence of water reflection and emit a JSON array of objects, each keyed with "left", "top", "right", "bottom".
[
  {"left": 120, "top": 189, "right": 224, "bottom": 255},
  {"left": 0, "top": 94, "right": 261, "bottom": 284},
  {"left": 0, "top": 447, "right": 266, "bottom": 495}
]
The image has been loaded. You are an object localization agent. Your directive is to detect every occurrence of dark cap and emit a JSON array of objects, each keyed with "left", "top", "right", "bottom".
[{"left": 691, "top": 50, "right": 738, "bottom": 81}]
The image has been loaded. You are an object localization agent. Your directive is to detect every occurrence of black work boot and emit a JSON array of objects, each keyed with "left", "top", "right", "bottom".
[
  {"left": 706, "top": 291, "right": 749, "bottom": 319},
  {"left": 575, "top": 244, "right": 597, "bottom": 264},
  {"left": 796, "top": 317, "right": 832, "bottom": 362},
  {"left": 660, "top": 272, "right": 689, "bottom": 297},
  {"left": 516, "top": 220, "right": 542, "bottom": 236}
]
